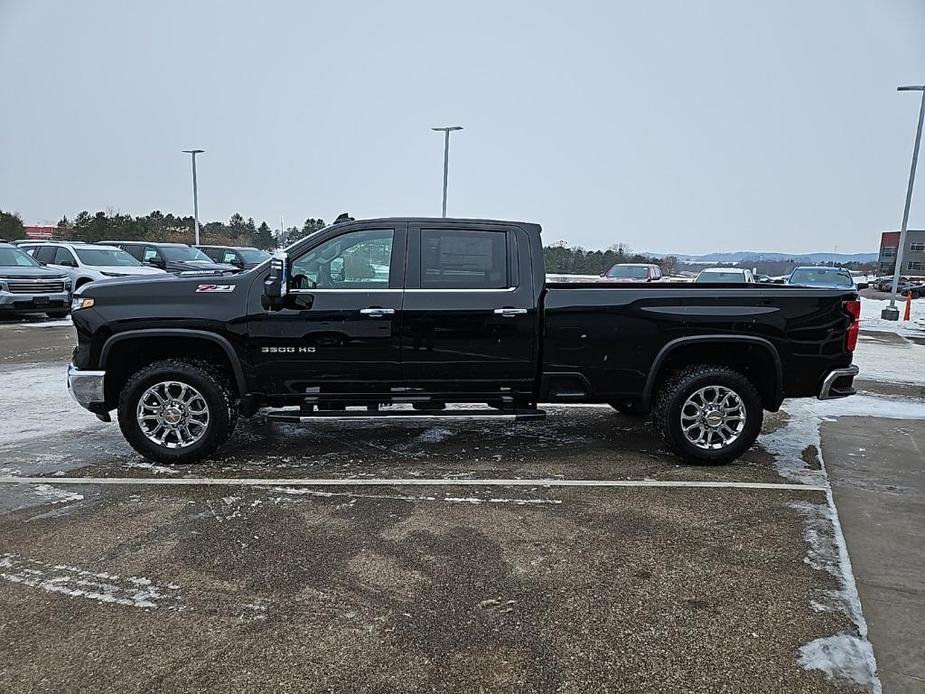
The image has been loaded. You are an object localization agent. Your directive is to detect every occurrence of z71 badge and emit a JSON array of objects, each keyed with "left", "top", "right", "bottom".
[{"left": 196, "top": 284, "right": 235, "bottom": 293}]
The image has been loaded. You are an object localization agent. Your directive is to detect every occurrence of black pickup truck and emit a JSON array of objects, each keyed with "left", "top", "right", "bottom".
[{"left": 67, "top": 216, "right": 860, "bottom": 465}]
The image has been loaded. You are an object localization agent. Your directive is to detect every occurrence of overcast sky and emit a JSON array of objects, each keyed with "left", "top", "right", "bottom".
[{"left": 1, "top": 1, "right": 923, "bottom": 254}]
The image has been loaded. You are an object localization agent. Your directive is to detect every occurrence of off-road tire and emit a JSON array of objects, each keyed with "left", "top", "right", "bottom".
[
  {"left": 652, "top": 364, "right": 763, "bottom": 465},
  {"left": 118, "top": 358, "right": 238, "bottom": 464}
]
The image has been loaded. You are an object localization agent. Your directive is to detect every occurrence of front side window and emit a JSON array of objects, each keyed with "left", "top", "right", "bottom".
[
  {"left": 421, "top": 229, "right": 508, "bottom": 289},
  {"left": 143, "top": 247, "right": 162, "bottom": 263},
  {"left": 291, "top": 229, "right": 393, "bottom": 289},
  {"left": 222, "top": 251, "right": 239, "bottom": 264}
]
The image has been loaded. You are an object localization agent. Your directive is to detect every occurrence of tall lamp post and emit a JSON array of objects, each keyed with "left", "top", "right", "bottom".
[
  {"left": 431, "top": 126, "right": 463, "bottom": 217},
  {"left": 182, "top": 149, "right": 205, "bottom": 245},
  {"left": 883, "top": 85, "right": 925, "bottom": 320}
]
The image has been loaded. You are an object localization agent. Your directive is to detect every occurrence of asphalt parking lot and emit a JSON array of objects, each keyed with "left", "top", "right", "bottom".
[{"left": 1, "top": 315, "right": 923, "bottom": 693}]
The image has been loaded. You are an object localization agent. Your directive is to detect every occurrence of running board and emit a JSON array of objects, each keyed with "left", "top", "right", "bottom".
[{"left": 265, "top": 408, "right": 547, "bottom": 423}]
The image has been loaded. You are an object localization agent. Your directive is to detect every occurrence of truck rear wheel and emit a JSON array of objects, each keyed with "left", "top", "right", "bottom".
[
  {"left": 118, "top": 359, "right": 238, "bottom": 464},
  {"left": 652, "top": 365, "right": 762, "bottom": 465}
]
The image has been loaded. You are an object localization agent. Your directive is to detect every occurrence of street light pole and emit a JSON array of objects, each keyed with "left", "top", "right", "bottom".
[
  {"left": 431, "top": 126, "right": 463, "bottom": 217},
  {"left": 883, "top": 86, "right": 925, "bottom": 320},
  {"left": 182, "top": 149, "right": 205, "bottom": 245}
]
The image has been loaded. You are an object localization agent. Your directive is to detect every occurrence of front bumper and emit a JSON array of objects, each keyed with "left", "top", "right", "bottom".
[
  {"left": 0, "top": 291, "right": 71, "bottom": 314},
  {"left": 67, "top": 364, "right": 106, "bottom": 410},
  {"left": 818, "top": 365, "right": 859, "bottom": 400}
]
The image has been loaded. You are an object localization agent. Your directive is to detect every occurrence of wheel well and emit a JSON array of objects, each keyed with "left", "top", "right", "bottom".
[
  {"left": 649, "top": 341, "right": 780, "bottom": 409},
  {"left": 102, "top": 337, "right": 238, "bottom": 407},
  {"left": 75, "top": 277, "right": 93, "bottom": 289}
]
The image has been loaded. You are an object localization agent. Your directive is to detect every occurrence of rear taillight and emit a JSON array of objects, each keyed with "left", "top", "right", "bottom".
[{"left": 843, "top": 299, "right": 861, "bottom": 352}]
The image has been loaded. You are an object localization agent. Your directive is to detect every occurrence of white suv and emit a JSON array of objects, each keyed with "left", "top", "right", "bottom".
[{"left": 20, "top": 242, "right": 166, "bottom": 289}]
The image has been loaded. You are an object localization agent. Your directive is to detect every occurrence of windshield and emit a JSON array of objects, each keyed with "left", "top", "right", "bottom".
[
  {"left": 75, "top": 248, "right": 142, "bottom": 267},
  {"left": 238, "top": 248, "right": 271, "bottom": 263},
  {"left": 788, "top": 268, "right": 854, "bottom": 288},
  {"left": 606, "top": 265, "right": 649, "bottom": 279},
  {"left": 160, "top": 246, "right": 212, "bottom": 262},
  {"left": 696, "top": 271, "right": 745, "bottom": 282},
  {"left": 0, "top": 247, "right": 41, "bottom": 268}
]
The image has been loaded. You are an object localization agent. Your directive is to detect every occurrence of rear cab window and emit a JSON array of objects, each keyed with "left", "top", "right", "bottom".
[{"left": 420, "top": 229, "right": 511, "bottom": 289}]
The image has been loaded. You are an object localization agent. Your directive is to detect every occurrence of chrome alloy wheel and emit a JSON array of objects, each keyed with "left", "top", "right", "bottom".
[
  {"left": 136, "top": 381, "right": 210, "bottom": 449},
  {"left": 679, "top": 385, "right": 746, "bottom": 450}
]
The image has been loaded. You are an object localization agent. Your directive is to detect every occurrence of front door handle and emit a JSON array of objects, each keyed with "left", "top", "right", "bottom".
[
  {"left": 494, "top": 308, "right": 528, "bottom": 317},
  {"left": 360, "top": 307, "right": 396, "bottom": 318}
]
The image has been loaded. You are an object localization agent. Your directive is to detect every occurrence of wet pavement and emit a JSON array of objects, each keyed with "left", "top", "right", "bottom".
[{"left": 1, "top": 317, "right": 920, "bottom": 692}]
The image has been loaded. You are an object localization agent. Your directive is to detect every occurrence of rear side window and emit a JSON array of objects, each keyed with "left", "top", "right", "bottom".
[
  {"left": 421, "top": 230, "right": 508, "bottom": 289},
  {"left": 35, "top": 246, "right": 56, "bottom": 263},
  {"left": 53, "top": 247, "right": 74, "bottom": 265},
  {"left": 122, "top": 245, "right": 144, "bottom": 260}
]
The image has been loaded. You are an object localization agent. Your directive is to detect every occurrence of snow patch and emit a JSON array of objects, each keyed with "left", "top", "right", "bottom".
[
  {"left": 416, "top": 427, "right": 452, "bottom": 444},
  {"left": 124, "top": 461, "right": 178, "bottom": 475},
  {"left": 798, "top": 635, "right": 880, "bottom": 691},
  {"left": 761, "top": 395, "right": 925, "bottom": 484},
  {"left": 22, "top": 318, "right": 73, "bottom": 328},
  {"left": 0, "top": 553, "right": 178, "bottom": 609},
  {"left": 859, "top": 296, "right": 925, "bottom": 335},
  {"left": 762, "top": 397, "right": 913, "bottom": 692},
  {"left": 0, "top": 363, "right": 102, "bottom": 445},
  {"left": 31, "top": 484, "right": 84, "bottom": 505},
  {"left": 267, "top": 486, "right": 561, "bottom": 506}
]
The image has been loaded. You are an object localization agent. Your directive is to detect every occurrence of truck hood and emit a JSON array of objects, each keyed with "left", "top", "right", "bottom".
[
  {"left": 0, "top": 266, "right": 70, "bottom": 280},
  {"left": 75, "top": 270, "right": 253, "bottom": 298}
]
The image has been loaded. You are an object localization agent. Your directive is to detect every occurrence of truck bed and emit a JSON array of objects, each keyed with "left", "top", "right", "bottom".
[{"left": 540, "top": 282, "right": 858, "bottom": 407}]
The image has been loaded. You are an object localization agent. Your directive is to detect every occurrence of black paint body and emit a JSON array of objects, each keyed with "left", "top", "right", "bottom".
[{"left": 72, "top": 218, "right": 858, "bottom": 414}]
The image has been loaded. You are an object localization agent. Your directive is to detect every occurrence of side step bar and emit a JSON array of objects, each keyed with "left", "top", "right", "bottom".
[{"left": 265, "top": 408, "right": 547, "bottom": 423}]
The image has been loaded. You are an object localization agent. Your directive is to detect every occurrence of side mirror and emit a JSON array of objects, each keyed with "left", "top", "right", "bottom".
[
  {"left": 147, "top": 258, "right": 165, "bottom": 269},
  {"left": 62, "top": 259, "right": 77, "bottom": 268},
  {"left": 232, "top": 257, "right": 245, "bottom": 268},
  {"left": 262, "top": 252, "right": 291, "bottom": 310}
]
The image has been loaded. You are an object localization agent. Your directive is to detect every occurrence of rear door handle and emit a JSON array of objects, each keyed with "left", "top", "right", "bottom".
[
  {"left": 360, "top": 307, "right": 395, "bottom": 318},
  {"left": 494, "top": 308, "right": 527, "bottom": 317}
]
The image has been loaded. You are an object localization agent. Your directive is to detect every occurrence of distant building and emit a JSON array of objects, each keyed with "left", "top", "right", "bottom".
[
  {"left": 23, "top": 225, "right": 58, "bottom": 240},
  {"left": 878, "top": 230, "right": 925, "bottom": 275}
]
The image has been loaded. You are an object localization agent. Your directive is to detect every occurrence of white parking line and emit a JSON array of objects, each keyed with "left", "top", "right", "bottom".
[{"left": 0, "top": 476, "right": 826, "bottom": 491}]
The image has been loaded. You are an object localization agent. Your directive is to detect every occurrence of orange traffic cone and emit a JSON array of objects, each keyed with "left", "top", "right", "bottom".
[{"left": 903, "top": 292, "right": 912, "bottom": 321}]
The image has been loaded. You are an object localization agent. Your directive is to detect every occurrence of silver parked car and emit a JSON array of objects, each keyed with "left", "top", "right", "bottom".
[
  {"left": 0, "top": 243, "right": 72, "bottom": 319},
  {"left": 20, "top": 241, "right": 166, "bottom": 290}
]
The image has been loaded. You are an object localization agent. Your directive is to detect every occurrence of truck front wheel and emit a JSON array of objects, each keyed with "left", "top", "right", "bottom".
[
  {"left": 118, "top": 359, "right": 238, "bottom": 464},
  {"left": 652, "top": 365, "right": 763, "bottom": 465}
]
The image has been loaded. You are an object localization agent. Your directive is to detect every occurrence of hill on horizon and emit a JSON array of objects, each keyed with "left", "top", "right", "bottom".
[{"left": 645, "top": 250, "right": 878, "bottom": 264}]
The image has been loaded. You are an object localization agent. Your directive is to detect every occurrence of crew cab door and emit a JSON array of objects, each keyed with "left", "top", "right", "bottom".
[
  {"left": 401, "top": 223, "right": 538, "bottom": 400},
  {"left": 248, "top": 224, "right": 407, "bottom": 397}
]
